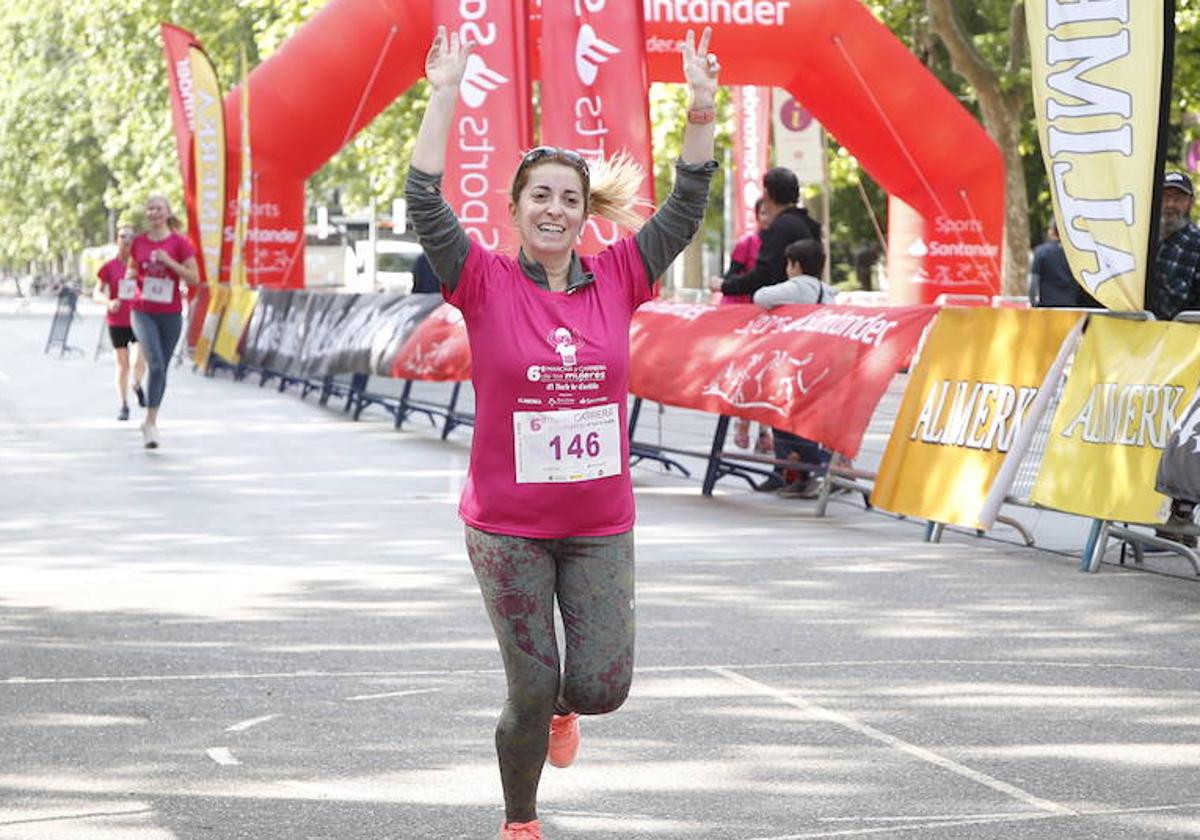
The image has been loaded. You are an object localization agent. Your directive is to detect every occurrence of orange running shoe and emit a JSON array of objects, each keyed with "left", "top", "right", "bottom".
[
  {"left": 499, "top": 819, "right": 543, "bottom": 839},
  {"left": 547, "top": 712, "right": 580, "bottom": 768}
]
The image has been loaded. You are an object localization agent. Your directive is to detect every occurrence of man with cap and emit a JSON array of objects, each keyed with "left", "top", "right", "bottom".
[
  {"left": 1149, "top": 171, "right": 1200, "bottom": 549},
  {"left": 1149, "top": 171, "right": 1200, "bottom": 321}
]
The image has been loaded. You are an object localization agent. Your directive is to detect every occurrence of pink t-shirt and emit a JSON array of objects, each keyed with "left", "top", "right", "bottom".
[
  {"left": 720, "top": 231, "right": 762, "bottom": 306},
  {"left": 130, "top": 231, "right": 195, "bottom": 315},
  {"left": 446, "top": 237, "right": 654, "bottom": 538},
  {"left": 97, "top": 258, "right": 133, "bottom": 327}
]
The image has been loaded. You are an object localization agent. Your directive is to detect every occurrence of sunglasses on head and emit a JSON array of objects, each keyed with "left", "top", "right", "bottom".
[{"left": 518, "top": 146, "right": 590, "bottom": 188}]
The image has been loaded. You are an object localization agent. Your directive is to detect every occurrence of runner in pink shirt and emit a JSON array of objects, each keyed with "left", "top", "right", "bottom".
[
  {"left": 406, "top": 26, "right": 719, "bottom": 840},
  {"left": 127, "top": 195, "right": 198, "bottom": 449},
  {"left": 92, "top": 225, "right": 147, "bottom": 420}
]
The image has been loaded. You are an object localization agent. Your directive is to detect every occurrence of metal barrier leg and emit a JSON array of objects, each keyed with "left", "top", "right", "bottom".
[
  {"left": 395, "top": 380, "right": 415, "bottom": 430},
  {"left": 995, "top": 514, "right": 1036, "bottom": 547},
  {"left": 344, "top": 373, "right": 367, "bottom": 414},
  {"left": 701, "top": 416, "right": 731, "bottom": 497},
  {"left": 814, "top": 473, "right": 832, "bottom": 517},
  {"left": 1083, "top": 519, "right": 1111, "bottom": 573},
  {"left": 441, "top": 382, "right": 462, "bottom": 440},
  {"left": 628, "top": 397, "right": 643, "bottom": 437},
  {"left": 924, "top": 521, "right": 945, "bottom": 543}
]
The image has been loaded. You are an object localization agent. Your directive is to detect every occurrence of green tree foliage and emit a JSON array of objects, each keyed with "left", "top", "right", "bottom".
[
  {"left": 0, "top": 0, "right": 425, "bottom": 273},
  {"left": 2, "top": 0, "right": 1196, "bottom": 282}
]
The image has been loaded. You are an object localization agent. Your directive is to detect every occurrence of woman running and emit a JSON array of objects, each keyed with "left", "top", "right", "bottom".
[
  {"left": 93, "top": 225, "right": 147, "bottom": 420},
  {"left": 405, "top": 25, "right": 719, "bottom": 840},
  {"left": 127, "top": 195, "right": 198, "bottom": 449}
]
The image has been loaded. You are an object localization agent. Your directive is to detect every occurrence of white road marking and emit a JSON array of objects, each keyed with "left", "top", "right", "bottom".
[
  {"left": 226, "top": 713, "right": 280, "bottom": 732},
  {"left": 5, "top": 657, "right": 1200, "bottom": 687},
  {"left": 817, "top": 812, "right": 1050, "bottom": 823},
  {"left": 0, "top": 807, "right": 157, "bottom": 828},
  {"left": 345, "top": 687, "right": 442, "bottom": 702},
  {"left": 708, "top": 666, "right": 1075, "bottom": 817},
  {"left": 748, "top": 800, "right": 1200, "bottom": 840},
  {"left": 205, "top": 747, "right": 240, "bottom": 767},
  {"left": 745, "top": 812, "right": 1060, "bottom": 839}
]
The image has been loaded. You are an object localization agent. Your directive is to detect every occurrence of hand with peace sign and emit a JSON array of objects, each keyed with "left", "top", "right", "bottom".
[{"left": 681, "top": 27, "right": 719, "bottom": 109}]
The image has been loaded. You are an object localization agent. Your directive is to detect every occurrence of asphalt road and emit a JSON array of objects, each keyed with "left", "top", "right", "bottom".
[{"left": 3, "top": 298, "right": 1200, "bottom": 839}]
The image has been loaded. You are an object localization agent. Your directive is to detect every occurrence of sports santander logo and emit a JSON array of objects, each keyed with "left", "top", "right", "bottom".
[
  {"left": 460, "top": 54, "right": 509, "bottom": 108},
  {"left": 575, "top": 24, "right": 620, "bottom": 85}
]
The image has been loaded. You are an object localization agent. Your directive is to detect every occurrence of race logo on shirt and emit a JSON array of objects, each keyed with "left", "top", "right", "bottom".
[
  {"left": 548, "top": 326, "right": 582, "bottom": 367},
  {"left": 522, "top": 326, "right": 606, "bottom": 409}
]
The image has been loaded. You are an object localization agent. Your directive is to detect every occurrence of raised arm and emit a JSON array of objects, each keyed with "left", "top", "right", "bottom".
[
  {"left": 634, "top": 28, "right": 720, "bottom": 283},
  {"left": 405, "top": 26, "right": 474, "bottom": 291},
  {"left": 409, "top": 26, "right": 468, "bottom": 176},
  {"left": 679, "top": 28, "right": 718, "bottom": 166}
]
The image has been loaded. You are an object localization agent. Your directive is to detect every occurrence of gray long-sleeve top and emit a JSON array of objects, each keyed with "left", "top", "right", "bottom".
[{"left": 404, "top": 159, "right": 718, "bottom": 293}]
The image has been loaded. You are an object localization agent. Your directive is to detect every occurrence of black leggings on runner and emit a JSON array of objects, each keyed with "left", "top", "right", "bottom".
[{"left": 465, "top": 524, "right": 636, "bottom": 824}]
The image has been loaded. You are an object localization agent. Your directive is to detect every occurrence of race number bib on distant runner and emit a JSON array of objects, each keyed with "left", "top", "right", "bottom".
[
  {"left": 142, "top": 276, "right": 174, "bottom": 304},
  {"left": 513, "top": 403, "right": 621, "bottom": 484},
  {"left": 117, "top": 278, "right": 138, "bottom": 300}
]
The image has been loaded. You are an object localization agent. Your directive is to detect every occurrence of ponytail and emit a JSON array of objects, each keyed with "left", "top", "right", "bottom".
[{"left": 587, "top": 151, "right": 650, "bottom": 232}]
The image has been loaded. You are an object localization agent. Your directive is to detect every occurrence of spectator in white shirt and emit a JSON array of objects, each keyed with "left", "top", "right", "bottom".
[
  {"left": 753, "top": 238, "right": 836, "bottom": 498},
  {"left": 753, "top": 239, "right": 837, "bottom": 308}
]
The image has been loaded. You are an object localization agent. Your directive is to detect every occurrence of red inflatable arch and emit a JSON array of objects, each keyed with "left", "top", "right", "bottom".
[{"left": 222, "top": 0, "right": 1003, "bottom": 303}]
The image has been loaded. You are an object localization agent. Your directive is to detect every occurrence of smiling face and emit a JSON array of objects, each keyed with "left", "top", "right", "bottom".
[
  {"left": 144, "top": 196, "right": 171, "bottom": 232},
  {"left": 509, "top": 161, "right": 588, "bottom": 264}
]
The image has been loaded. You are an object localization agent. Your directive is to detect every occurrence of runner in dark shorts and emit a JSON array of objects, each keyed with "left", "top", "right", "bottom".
[{"left": 93, "top": 226, "right": 146, "bottom": 421}]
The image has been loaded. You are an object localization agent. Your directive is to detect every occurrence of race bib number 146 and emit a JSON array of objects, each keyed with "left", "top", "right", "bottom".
[{"left": 513, "top": 403, "right": 621, "bottom": 484}]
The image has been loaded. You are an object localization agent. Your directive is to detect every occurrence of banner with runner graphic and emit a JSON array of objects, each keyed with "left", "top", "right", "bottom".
[
  {"left": 1026, "top": 1, "right": 1174, "bottom": 310},
  {"left": 369, "top": 293, "right": 448, "bottom": 376},
  {"left": 391, "top": 301, "right": 473, "bottom": 381},
  {"left": 540, "top": 0, "right": 654, "bottom": 254},
  {"left": 433, "top": 2, "right": 531, "bottom": 255},
  {"left": 630, "top": 301, "right": 938, "bottom": 458},
  {"left": 1032, "top": 317, "right": 1200, "bottom": 523},
  {"left": 872, "top": 308, "right": 1084, "bottom": 529},
  {"left": 298, "top": 293, "right": 363, "bottom": 378}
]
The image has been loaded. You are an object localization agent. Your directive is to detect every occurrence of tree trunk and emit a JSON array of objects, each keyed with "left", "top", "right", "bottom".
[
  {"left": 924, "top": 0, "right": 1032, "bottom": 297},
  {"left": 990, "top": 105, "right": 1032, "bottom": 298}
]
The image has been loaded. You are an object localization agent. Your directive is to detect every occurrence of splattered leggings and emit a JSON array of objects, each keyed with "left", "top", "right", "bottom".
[{"left": 465, "top": 524, "right": 636, "bottom": 824}]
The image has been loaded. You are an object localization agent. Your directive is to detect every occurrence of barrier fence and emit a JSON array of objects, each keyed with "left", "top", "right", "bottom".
[{"left": 194, "top": 288, "right": 1200, "bottom": 577}]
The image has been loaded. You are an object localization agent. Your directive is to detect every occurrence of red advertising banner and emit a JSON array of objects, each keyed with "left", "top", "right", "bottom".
[
  {"left": 391, "top": 303, "right": 472, "bottom": 381},
  {"left": 539, "top": 0, "right": 654, "bottom": 254},
  {"left": 161, "top": 25, "right": 196, "bottom": 194},
  {"left": 630, "top": 302, "right": 939, "bottom": 458},
  {"left": 731, "top": 86, "right": 771, "bottom": 240},
  {"left": 160, "top": 24, "right": 204, "bottom": 263},
  {"left": 432, "top": 2, "right": 532, "bottom": 255}
]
